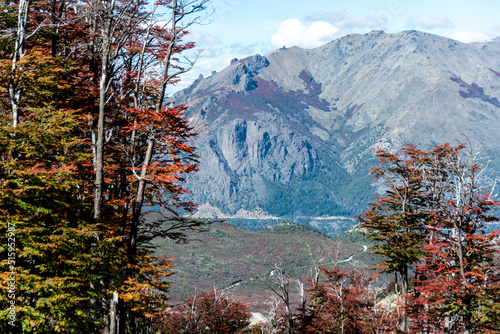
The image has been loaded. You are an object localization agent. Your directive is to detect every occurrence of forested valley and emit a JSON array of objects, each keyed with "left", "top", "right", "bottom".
[{"left": 0, "top": 0, "right": 499, "bottom": 333}]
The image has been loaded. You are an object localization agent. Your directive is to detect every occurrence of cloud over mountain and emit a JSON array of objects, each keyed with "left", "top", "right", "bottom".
[
  {"left": 305, "top": 10, "right": 387, "bottom": 29},
  {"left": 405, "top": 14, "right": 453, "bottom": 30},
  {"left": 270, "top": 18, "right": 338, "bottom": 48},
  {"left": 449, "top": 30, "right": 489, "bottom": 43}
]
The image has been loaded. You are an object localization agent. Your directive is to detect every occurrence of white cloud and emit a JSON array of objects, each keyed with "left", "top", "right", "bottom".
[
  {"left": 405, "top": 14, "right": 453, "bottom": 30},
  {"left": 448, "top": 31, "right": 489, "bottom": 43},
  {"left": 270, "top": 18, "right": 338, "bottom": 49},
  {"left": 306, "top": 10, "right": 386, "bottom": 30},
  {"left": 488, "top": 24, "right": 500, "bottom": 38},
  {"left": 229, "top": 42, "right": 260, "bottom": 56},
  {"left": 189, "top": 31, "right": 222, "bottom": 49}
]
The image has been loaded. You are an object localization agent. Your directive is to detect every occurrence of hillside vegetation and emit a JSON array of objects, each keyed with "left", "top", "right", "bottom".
[{"left": 152, "top": 221, "right": 374, "bottom": 312}]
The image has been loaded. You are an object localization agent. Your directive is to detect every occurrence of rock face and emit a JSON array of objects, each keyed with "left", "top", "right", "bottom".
[{"left": 175, "top": 30, "right": 500, "bottom": 218}]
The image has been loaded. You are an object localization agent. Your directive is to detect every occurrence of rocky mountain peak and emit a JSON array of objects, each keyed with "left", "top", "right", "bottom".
[{"left": 177, "top": 31, "right": 500, "bottom": 219}]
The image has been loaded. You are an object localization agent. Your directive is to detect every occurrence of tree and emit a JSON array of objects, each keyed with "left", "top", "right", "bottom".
[
  {"left": 84, "top": 1, "right": 209, "bottom": 331},
  {"left": 0, "top": 0, "right": 211, "bottom": 331},
  {"left": 8, "top": 0, "right": 29, "bottom": 127},
  {"left": 358, "top": 144, "right": 431, "bottom": 331},
  {"left": 407, "top": 145, "right": 500, "bottom": 333},
  {"left": 261, "top": 262, "right": 295, "bottom": 334},
  {"left": 83, "top": 0, "right": 151, "bottom": 219},
  {"left": 300, "top": 266, "right": 394, "bottom": 334},
  {"left": 0, "top": 0, "right": 86, "bottom": 126},
  {"left": 0, "top": 108, "right": 102, "bottom": 332},
  {"left": 157, "top": 288, "right": 251, "bottom": 334},
  {"left": 360, "top": 143, "right": 500, "bottom": 333}
]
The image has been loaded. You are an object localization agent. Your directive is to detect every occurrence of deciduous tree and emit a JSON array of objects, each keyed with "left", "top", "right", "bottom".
[
  {"left": 158, "top": 288, "right": 251, "bottom": 334},
  {"left": 0, "top": 108, "right": 102, "bottom": 332},
  {"left": 358, "top": 144, "right": 431, "bottom": 331},
  {"left": 407, "top": 146, "right": 500, "bottom": 333},
  {"left": 301, "top": 266, "right": 394, "bottom": 334},
  {"left": 0, "top": 0, "right": 211, "bottom": 332},
  {"left": 360, "top": 143, "right": 500, "bottom": 333}
]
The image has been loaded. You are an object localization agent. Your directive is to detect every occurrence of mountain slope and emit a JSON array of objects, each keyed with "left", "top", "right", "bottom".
[
  {"left": 153, "top": 221, "right": 370, "bottom": 312},
  {"left": 175, "top": 30, "right": 500, "bottom": 218}
]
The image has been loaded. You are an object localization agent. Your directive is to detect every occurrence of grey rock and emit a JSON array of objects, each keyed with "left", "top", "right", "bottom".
[{"left": 176, "top": 30, "right": 500, "bottom": 218}]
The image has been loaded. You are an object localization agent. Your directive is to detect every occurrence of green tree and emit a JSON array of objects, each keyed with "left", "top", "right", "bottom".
[
  {"left": 0, "top": 108, "right": 103, "bottom": 332},
  {"left": 358, "top": 144, "right": 431, "bottom": 331}
]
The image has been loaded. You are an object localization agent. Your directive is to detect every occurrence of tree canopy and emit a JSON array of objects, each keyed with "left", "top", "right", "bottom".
[
  {"left": 0, "top": 0, "right": 210, "bottom": 332},
  {"left": 359, "top": 143, "right": 500, "bottom": 333}
]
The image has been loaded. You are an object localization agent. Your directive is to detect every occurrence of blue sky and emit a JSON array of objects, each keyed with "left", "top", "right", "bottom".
[{"left": 174, "top": 0, "right": 500, "bottom": 91}]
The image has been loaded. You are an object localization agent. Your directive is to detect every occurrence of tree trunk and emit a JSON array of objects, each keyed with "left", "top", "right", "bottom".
[
  {"left": 129, "top": 137, "right": 154, "bottom": 255},
  {"left": 109, "top": 291, "right": 120, "bottom": 334},
  {"left": 286, "top": 303, "right": 293, "bottom": 334},
  {"left": 399, "top": 268, "right": 408, "bottom": 333},
  {"left": 454, "top": 222, "right": 467, "bottom": 280},
  {"left": 93, "top": 0, "right": 115, "bottom": 219},
  {"left": 9, "top": 0, "right": 29, "bottom": 128},
  {"left": 128, "top": 0, "right": 178, "bottom": 254},
  {"left": 339, "top": 284, "right": 344, "bottom": 334}
]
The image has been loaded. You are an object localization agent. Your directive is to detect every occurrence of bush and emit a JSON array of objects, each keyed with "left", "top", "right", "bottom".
[{"left": 157, "top": 288, "right": 251, "bottom": 334}]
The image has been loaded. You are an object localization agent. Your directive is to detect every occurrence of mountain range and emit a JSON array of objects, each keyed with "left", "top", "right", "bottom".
[{"left": 174, "top": 30, "right": 500, "bottom": 220}]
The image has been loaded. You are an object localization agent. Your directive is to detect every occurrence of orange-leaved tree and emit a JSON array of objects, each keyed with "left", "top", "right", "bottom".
[
  {"left": 84, "top": 0, "right": 210, "bottom": 331},
  {"left": 358, "top": 144, "right": 431, "bottom": 331},
  {"left": 298, "top": 266, "right": 395, "bottom": 333},
  {"left": 0, "top": 0, "right": 211, "bottom": 332},
  {"left": 406, "top": 145, "right": 500, "bottom": 333}
]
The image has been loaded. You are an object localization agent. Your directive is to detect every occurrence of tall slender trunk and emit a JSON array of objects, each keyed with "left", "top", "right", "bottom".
[
  {"left": 128, "top": 138, "right": 154, "bottom": 255},
  {"left": 50, "top": 0, "right": 66, "bottom": 57},
  {"left": 454, "top": 222, "right": 466, "bottom": 280},
  {"left": 94, "top": 0, "right": 115, "bottom": 220},
  {"left": 9, "top": 0, "right": 29, "bottom": 128},
  {"left": 400, "top": 268, "right": 408, "bottom": 333},
  {"left": 91, "top": 2, "right": 116, "bottom": 333},
  {"left": 109, "top": 291, "right": 120, "bottom": 334},
  {"left": 94, "top": 60, "right": 107, "bottom": 219},
  {"left": 339, "top": 284, "right": 344, "bottom": 334},
  {"left": 128, "top": 0, "right": 178, "bottom": 254},
  {"left": 453, "top": 220, "right": 473, "bottom": 334}
]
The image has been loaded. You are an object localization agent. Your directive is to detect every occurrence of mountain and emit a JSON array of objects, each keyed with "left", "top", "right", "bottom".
[{"left": 175, "top": 30, "right": 500, "bottom": 219}]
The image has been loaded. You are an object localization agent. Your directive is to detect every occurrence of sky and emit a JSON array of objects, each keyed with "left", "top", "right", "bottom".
[{"left": 173, "top": 0, "right": 500, "bottom": 91}]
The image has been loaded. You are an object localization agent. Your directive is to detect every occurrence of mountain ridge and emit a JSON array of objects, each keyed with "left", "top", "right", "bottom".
[{"left": 175, "top": 30, "right": 500, "bottom": 220}]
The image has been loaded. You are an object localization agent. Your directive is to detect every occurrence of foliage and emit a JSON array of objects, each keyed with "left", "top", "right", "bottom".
[
  {"left": 359, "top": 143, "right": 500, "bottom": 333},
  {"left": 0, "top": 0, "right": 208, "bottom": 332},
  {"left": 407, "top": 236, "right": 500, "bottom": 333},
  {"left": 260, "top": 165, "right": 372, "bottom": 218},
  {"left": 298, "top": 266, "right": 394, "bottom": 333},
  {"left": 359, "top": 144, "right": 434, "bottom": 291},
  {"left": 157, "top": 288, "right": 251, "bottom": 334},
  {"left": 0, "top": 109, "right": 102, "bottom": 332}
]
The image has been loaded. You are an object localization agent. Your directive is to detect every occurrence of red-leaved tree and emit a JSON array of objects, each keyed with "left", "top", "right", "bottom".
[
  {"left": 299, "top": 266, "right": 395, "bottom": 333},
  {"left": 360, "top": 143, "right": 500, "bottom": 333},
  {"left": 157, "top": 288, "right": 251, "bottom": 334}
]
